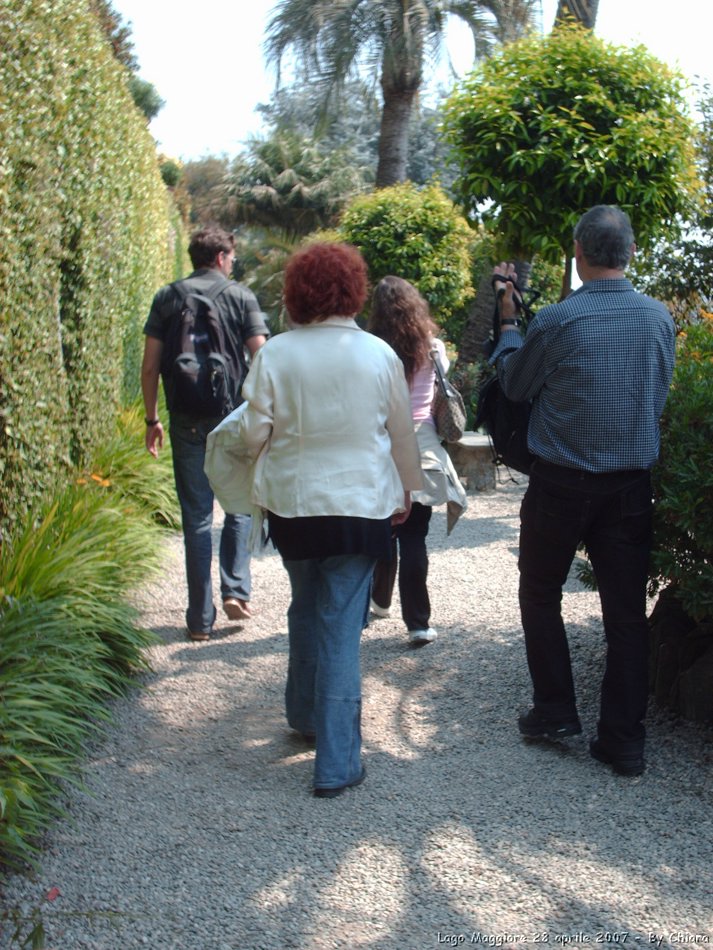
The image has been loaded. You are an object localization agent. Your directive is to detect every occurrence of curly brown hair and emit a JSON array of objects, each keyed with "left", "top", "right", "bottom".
[{"left": 368, "top": 276, "right": 438, "bottom": 383}]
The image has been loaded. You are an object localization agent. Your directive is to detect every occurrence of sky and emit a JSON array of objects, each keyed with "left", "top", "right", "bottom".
[{"left": 110, "top": 0, "right": 713, "bottom": 162}]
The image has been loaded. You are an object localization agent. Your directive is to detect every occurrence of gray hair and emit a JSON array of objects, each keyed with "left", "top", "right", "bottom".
[{"left": 573, "top": 205, "right": 635, "bottom": 270}]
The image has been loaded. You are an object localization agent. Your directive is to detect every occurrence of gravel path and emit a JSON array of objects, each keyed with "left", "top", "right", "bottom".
[{"left": 2, "top": 482, "right": 712, "bottom": 950}]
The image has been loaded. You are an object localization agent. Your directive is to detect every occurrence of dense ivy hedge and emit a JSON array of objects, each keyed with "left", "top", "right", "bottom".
[{"left": 0, "top": 0, "right": 180, "bottom": 538}]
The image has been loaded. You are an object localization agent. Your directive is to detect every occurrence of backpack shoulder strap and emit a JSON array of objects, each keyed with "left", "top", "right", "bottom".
[
  {"left": 170, "top": 276, "right": 231, "bottom": 307},
  {"left": 169, "top": 279, "right": 190, "bottom": 310},
  {"left": 203, "top": 277, "right": 232, "bottom": 303}
]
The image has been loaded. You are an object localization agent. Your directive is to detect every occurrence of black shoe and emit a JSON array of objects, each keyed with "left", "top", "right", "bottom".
[
  {"left": 518, "top": 708, "right": 582, "bottom": 740},
  {"left": 590, "top": 738, "right": 645, "bottom": 776},
  {"left": 313, "top": 766, "right": 367, "bottom": 799}
]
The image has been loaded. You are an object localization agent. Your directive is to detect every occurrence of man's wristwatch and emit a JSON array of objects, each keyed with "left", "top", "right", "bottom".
[
  {"left": 145, "top": 417, "right": 160, "bottom": 426},
  {"left": 500, "top": 319, "right": 521, "bottom": 328}
]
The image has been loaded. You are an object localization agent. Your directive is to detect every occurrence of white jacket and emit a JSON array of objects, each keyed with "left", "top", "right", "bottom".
[{"left": 205, "top": 317, "right": 423, "bottom": 523}]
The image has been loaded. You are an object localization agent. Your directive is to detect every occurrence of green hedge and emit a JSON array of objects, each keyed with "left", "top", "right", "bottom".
[
  {"left": 0, "top": 0, "right": 180, "bottom": 539},
  {"left": 651, "top": 318, "right": 713, "bottom": 621}
]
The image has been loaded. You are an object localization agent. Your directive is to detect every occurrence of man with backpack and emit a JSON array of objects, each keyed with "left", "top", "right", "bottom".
[
  {"left": 490, "top": 205, "right": 675, "bottom": 777},
  {"left": 141, "top": 225, "right": 269, "bottom": 641}
]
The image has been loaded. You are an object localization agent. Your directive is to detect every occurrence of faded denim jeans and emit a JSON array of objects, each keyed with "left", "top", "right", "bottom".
[
  {"left": 283, "top": 554, "right": 375, "bottom": 789},
  {"left": 170, "top": 415, "right": 251, "bottom": 634}
]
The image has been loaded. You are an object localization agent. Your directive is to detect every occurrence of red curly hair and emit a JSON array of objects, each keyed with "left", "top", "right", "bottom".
[{"left": 284, "top": 242, "right": 368, "bottom": 324}]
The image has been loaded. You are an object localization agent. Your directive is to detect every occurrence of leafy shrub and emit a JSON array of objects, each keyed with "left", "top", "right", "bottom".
[
  {"left": 338, "top": 182, "right": 475, "bottom": 334},
  {"left": 0, "top": 0, "right": 182, "bottom": 540},
  {"left": 650, "top": 318, "right": 713, "bottom": 621},
  {"left": 442, "top": 23, "right": 700, "bottom": 268}
]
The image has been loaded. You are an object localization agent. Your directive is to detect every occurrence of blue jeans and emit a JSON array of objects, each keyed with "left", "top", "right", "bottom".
[
  {"left": 283, "top": 554, "right": 375, "bottom": 789},
  {"left": 518, "top": 461, "right": 652, "bottom": 754},
  {"left": 170, "top": 415, "right": 251, "bottom": 634}
]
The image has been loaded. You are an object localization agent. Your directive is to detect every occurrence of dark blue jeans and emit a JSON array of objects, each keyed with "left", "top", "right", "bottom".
[
  {"left": 371, "top": 502, "right": 432, "bottom": 631},
  {"left": 518, "top": 461, "right": 653, "bottom": 754},
  {"left": 170, "top": 415, "right": 251, "bottom": 634}
]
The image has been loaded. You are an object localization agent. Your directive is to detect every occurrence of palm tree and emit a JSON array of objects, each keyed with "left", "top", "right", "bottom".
[
  {"left": 227, "top": 131, "right": 371, "bottom": 237},
  {"left": 554, "top": 0, "right": 599, "bottom": 28},
  {"left": 265, "top": 0, "right": 538, "bottom": 188}
]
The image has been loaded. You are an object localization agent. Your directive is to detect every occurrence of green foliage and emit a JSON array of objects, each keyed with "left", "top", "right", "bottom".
[
  {"left": 256, "top": 79, "right": 459, "bottom": 193},
  {"left": 631, "top": 233, "right": 713, "bottom": 329},
  {"left": 232, "top": 229, "right": 304, "bottom": 334},
  {"left": 128, "top": 75, "right": 165, "bottom": 121},
  {"left": 89, "top": 0, "right": 138, "bottom": 71},
  {"left": 650, "top": 319, "right": 713, "bottom": 621},
  {"left": 694, "top": 82, "right": 713, "bottom": 231},
  {"left": 182, "top": 156, "right": 234, "bottom": 226},
  {"left": 629, "top": 83, "right": 713, "bottom": 326},
  {"left": 160, "top": 159, "right": 182, "bottom": 189},
  {"left": 265, "top": 0, "right": 538, "bottom": 187},
  {"left": 338, "top": 182, "right": 475, "bottom": 332},
  {"left": 0, "top": 402, "right": 175, "bottom": 870},
  {"left": 442, "top": 23, "right": 701, "bottom": 262},
  {"left": 0, "top": 0, "right": 180, "bottom": 539},
  {"left": 228, "top": 131, "right": 371, "bottom": 238},
  {"left": 84, "top": 402, "right": 180, "bottom": 530}
]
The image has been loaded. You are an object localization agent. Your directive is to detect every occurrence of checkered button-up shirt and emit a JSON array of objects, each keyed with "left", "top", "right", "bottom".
[{"left": 489, "top": 278, "right": 676, "bottom": 473}]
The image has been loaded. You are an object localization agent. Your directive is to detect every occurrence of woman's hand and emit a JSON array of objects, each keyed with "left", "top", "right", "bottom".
[{"left": 391, "top": 491, "right": 412, "bottom": 526}]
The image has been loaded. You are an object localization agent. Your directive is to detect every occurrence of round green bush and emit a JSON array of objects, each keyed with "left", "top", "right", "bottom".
[{"left": 338, "top": 182, "right": 474, "bottom": 330}]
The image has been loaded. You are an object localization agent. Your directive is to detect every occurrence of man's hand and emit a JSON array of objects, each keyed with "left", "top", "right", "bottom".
[
  {"left": 145, "top": 421, "right": 165, "bottom": 459},
  {"left": 492, "top": 262, "right": 520, "bottom": 321}
]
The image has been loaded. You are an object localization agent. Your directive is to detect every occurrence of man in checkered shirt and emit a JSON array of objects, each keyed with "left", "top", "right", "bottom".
[{"left": 490, "top": 205, "right": 675, "bottom": 777}]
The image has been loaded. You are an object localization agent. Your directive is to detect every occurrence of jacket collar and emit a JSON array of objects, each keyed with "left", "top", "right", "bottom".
[{"left": 300, "top": 315, "right": 360, "bottom": 329}]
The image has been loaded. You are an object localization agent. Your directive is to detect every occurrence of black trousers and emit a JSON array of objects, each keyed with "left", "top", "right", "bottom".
[
  {"left": 371, "top": 502, "right": 432, "bottom": 631},
  {"left": 518, "top": 461, "right": 653, "bottom": 754}
]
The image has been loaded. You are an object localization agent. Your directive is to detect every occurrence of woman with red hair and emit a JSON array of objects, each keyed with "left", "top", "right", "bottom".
[{"left": 209, "top": 243, "right": 422, "bottom": 797}]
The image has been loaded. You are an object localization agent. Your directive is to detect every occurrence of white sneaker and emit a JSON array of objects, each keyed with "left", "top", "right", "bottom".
[
  {"left": 409, "top": 627, "right": 437, "bottom": 644},
  {"left": 370, "top": 599, "right": 391, "bottom": 618}
]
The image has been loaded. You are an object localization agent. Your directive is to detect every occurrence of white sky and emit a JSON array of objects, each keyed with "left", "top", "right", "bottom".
[{"left": 110, "top": 0, "right": 713, "bottom": 162}]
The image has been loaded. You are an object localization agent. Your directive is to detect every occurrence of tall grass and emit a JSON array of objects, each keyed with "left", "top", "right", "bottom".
[
  {"left": 0, "top": 402, "right": 178, "bottom": 873},
  {"left": 83, "top": 403, "right": 180, "bottom": 531}
]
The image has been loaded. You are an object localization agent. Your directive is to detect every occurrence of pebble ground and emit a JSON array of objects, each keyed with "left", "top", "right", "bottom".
[{"left": 1, "top": 482, "right": 711, "bottom": 949}]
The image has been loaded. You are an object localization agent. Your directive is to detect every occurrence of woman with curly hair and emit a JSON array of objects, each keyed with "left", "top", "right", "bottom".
[
  {"left": 207, "top": 244, "right": 422, "bottom": 797},
  {"left": 368, "top": 275, "right": 467, "bottom": 645}
]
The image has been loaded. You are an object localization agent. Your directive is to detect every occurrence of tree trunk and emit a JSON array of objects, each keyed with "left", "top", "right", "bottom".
[
  {"left": 456, "top": 270, "right": 497, "bottom": 370},
  {"left": 560, "top": 256, "right": 573, "bottom": 300},
  {"left": 554, "top": 0, "right": 599, "bottom": 29},
  {"left": 375, "top": 86, "right": 417, "bottom": 188}
]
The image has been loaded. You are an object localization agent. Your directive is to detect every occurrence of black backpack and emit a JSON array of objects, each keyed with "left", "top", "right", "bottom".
[
  {"left": 161, "top": 278, "right": 244, "bottom": 418},
  {"left": 473, "top": 277, "right": 538, "bottom": 476},
  {"left": 474, "top": 373, "right": 534, "bottom": 475}
]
